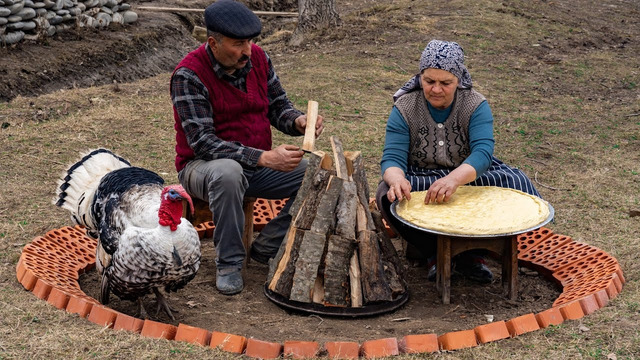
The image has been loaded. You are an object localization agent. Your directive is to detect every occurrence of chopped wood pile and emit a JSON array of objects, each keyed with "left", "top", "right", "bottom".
[{"left": 266, "top": 136, "right": 407, "bottom": 309}]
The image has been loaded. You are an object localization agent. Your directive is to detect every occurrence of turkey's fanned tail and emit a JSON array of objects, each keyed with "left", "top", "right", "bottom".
[{"left": 54, "top": 149, "right": 131, "bottom": 231}]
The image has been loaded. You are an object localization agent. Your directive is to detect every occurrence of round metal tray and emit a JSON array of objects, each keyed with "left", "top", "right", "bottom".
[
  {"left": 390, "top": 197, "right": 555, "bottom": 238},
  {"left": 264, "top": 285, "right": 409, "bottom": 318}
]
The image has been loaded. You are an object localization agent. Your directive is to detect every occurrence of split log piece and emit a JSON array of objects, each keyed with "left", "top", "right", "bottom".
[
  {"left": 293, "top": 168, "right": 332, "bottom": 230},
  {"left": 309, "top": 176, "right": 344, "bottom": 236},
  {"left": 345, "top": 151, "right": 375, "bottom": 231},
  {"left": 323, "top": 235, "right": 355, "bottom": 307},
  {"left": 288, "top": 151, "right": 330, "bottom": 222},
  {"left": 289, "top": 231, "right": 328, "bottom": 303},
  {"left": 358, "top": 230, "right": 392, "bottom": 303},
  {"left": 268, "top": 227, "right": 306, "bottom": 297},
  {"left": 302, "top": 101, "right": 318, "bottom": 152},
  {"left": 349, "top": 250, "right": 363, "bottom": 307}
]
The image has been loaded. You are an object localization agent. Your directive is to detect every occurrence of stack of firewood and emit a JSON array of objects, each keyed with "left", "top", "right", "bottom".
[{"left": 266, "top": 136, "right": 406, "bottom": 308}]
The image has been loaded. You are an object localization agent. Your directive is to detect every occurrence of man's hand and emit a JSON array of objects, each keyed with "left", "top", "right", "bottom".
[
  {"left": 257, "top": 144, "right": 304, "bottom": 172},
  {"left": 294, "top": 114, "right": 325, "bottom": 137}
]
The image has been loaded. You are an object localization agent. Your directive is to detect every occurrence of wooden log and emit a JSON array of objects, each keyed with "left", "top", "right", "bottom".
[
  {"left": 330, "top": 136, "right": 349, "bottom": 180},
  {"left": 293, "top": 168, "right": 331, "bottom": 230},
  {"left": 335, "top": 181, "right": 357, "bottom": 239},
  {"left": 288, "top": 151, "right": 331, "bottom": 222},
  {"left": 349, "top": 250, "right": 363, "bottom": 307},
  {"left": 290, "top": 231, "right": 328, "bottom": 303},
  {"left": 267, "top": 227, "right": 305, "bottom": 297},
  {"left": 309, "top": 176, "right": 343, "bottom": 235},
  {"left": 371, "top": 209, "right": 405, "bottom": 279},
  {"left": 136, "top": 6, "right": 299, "bottom": 17},
  {"left": 323, "top": 235, "right": 355, "bottom": 307},
  {"left": 302, "top": 101, "right": 318, "bottom": 152},
  {"left": 358, "top": 230, "right": 392, "bottom": 303},
  {"left": 346, "top": 151, "right": 375, "bottom": 231}
]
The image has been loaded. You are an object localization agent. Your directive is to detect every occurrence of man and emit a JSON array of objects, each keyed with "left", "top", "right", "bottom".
[{"left": 171, "top": 0, "right": 324, "bottom": 295}]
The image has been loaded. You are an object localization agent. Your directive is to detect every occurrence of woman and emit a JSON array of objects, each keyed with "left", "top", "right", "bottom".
[{"left": 376, "top": 40, "right": 541, "bottom": 283}]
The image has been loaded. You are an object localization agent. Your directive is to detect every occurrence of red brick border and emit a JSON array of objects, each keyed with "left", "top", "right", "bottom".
[{"left": 15, "top": 207, "right": 625, "bottom": 358}]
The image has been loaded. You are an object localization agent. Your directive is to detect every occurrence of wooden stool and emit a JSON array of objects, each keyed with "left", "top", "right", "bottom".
[
  {"left": 183, "top": 197, "right": 257, "bottom": 264},
  {"left": 435, "top": 234, "right": 518, "bottom": 304}
]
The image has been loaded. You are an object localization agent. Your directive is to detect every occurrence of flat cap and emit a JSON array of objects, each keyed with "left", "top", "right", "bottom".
[{"left": 204, "top": 0, "right": 262, "bottom": 39}]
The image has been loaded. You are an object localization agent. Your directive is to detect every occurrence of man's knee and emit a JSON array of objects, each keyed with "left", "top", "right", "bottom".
[{"left": 206, "top": 159, "right": 246, "bottom": 190}]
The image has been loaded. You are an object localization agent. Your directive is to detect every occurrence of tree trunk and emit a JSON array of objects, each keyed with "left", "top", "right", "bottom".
[{"left": 290, "top": 0, "right": 341, "bottom": 46}]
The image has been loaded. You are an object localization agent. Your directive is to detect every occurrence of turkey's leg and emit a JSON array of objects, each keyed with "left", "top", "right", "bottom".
[
  {"left": 153, "top": 288, "right": 178, "bottom": 321},
  {"left": 136, "top": 297, "right": 149, "bottom": 319}
]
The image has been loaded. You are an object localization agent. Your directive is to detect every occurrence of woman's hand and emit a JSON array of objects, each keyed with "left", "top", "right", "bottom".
[
  {"left": 424, "top": 163, "right": 477, "bottom": 204},
  {"left": 383, "top": 167, "right": 412, "bottom": 202}
]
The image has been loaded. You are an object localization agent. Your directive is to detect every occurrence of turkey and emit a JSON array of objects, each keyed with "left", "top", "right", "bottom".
[{"left": 55, "top": 148, "right": 201, "bottom": 320}]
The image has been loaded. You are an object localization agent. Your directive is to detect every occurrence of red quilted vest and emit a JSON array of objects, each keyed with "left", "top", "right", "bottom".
[{"left": 172, "top": 43, "right": 272, "bottom": 172}]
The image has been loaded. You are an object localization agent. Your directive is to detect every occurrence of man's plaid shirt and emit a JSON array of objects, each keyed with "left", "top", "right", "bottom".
[{"left": 171, "top": 44, "right": 303, "bottom": 169}]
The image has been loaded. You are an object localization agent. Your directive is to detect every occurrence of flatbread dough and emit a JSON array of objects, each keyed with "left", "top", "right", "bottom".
[{"left": 395, "top": 186, "right": 550, "bottom": 235}]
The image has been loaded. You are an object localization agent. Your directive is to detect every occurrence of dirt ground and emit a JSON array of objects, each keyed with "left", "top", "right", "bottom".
[
  {"left": 78, "top": 235, "right": 560, "bottom": 343},
  {"left": 1, "top": 0, "right": 638, "bottom": 357}
]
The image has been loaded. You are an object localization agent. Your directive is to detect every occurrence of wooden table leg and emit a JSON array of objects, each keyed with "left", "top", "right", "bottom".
[
  {"left": 438, "top": 235, "right": 452, "bottom": 305},
  {"left": 502, "top": 235, "right": 518, "bottom": 300}
]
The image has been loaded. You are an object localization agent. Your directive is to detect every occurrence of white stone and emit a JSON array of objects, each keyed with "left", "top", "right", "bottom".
[
  {"left": 52, "top": 0, "right": 62, "bottom": 10},
  {"left": 17, "top": 6, "right": 36, "bottom": 19},
  {"left": 24, "top": 0, "right": 34, "bottom": 7},
  {"left": 0, "top": 30, "right": 24, "bottom": 44},
  {"left": 21, "top": 19, "right": 34, "bottom": 30},
  {"left": 32, "top": 1, "right": 45, "bottom": 8},
  {"left": 67, "top": 5, "right": 79, "bottom": 15},
  {"left": 118, "top": 2, "right": 128, "bottom": 10},
  {"left": 0, "top": 16, "right": 7, "bottom": 25},
  {"left": 7, "top": 14, "right": 20, "bottom": 22},
  {"left": 121, "top": 9, "right": 135, "bottom": 23},
  {"left": 42, "top": 0, "right": 54, "bottom": 8},
  {"left": 8, "top": 1, "right": 23, "bottom": 14},
  {"left": 110, "top": 10, "right": 122, "bottom": 24},
  {"left": 99, "top": 5, "right": 110, "bottom": 14},
  {"left": 0, "top": 6, "right": 11, "bottom": 16},
  {"left": 6, "top": 20, "right": 23, "bottom": 29},
  {"left": 35, "top": 7, "right": 45, "bottom": 15},
  {"left": 104, "top": 0, "right": 114, "bottom": 6},
  {"left": 48, "top": 14, "right": 61, "bottom": 24},
  {"left": 95, "top": 11, "right": 110, "bottom": 26},
  {"left": 46, "top": 23, "right": 54, "bottom": 34},
  {"left": 75, "top": 2, "right": 83, "bottom": 10}
]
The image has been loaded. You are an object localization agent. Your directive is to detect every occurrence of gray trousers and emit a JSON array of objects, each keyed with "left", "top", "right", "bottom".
[{"left": 178, "top": 158, "right": 307, "bottom": 270}]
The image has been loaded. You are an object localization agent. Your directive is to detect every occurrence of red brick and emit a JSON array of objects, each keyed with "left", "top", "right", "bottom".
[
  {"left": 283, "top": 340, "right": 320, "bottom": 359},
  {"left": 474, "top": 321, "right": 511, "bottom": 344},
  {"left": 175, "top": 323, "right": 211, "bottom": 346},
  {"left": 204, "top": 221, "right": 215, "bottom": 238},
  {"left": 517, "top": 227, "right": 553, "bottom": 257},
  {"left": 32, "top": 279, "right": 53, "bottom": 300},
  {"left": 46, "top": 287, "right": 70, "bottom": 309},
  {"left": 66, "top": 295, "right": 94, "bottom": 318},
  {"left": 438, "top": 329, "right": 478, "bottom": 351},
  {"left": 506, "top": 313, "right": 540, "bottom": 337},
  {"left": 19, "top": 267, "right": 38, "bottom": 291},
  {"left": 252, "top": 199, "right": 274, "bottom": 231},
  {"left": 536, "top": 307, "right": 564, "bottom": 328},
  {"left": 141, "top": 319, "right": 177, "bottom": 340},
  {"left": 269, "top": 198, "right": 288, "bottom": 217},
  {"left": 113, "top": 313, "right": 144, "bottom": 333},
  {"left": 16, "top": 255, "right": 26, "bottom": 282},
  {"left": 244, "top": 338, "right": 282, "bottom": 359},
  {"left": 324, "top": 341, "right": 360, "bottom": 359},
  {"left": 579, "top": 294, "right": 601, "bottom": 315},
  {"left": 399, "top": 334, "right": 438, "bottom": 354},
  {"left": 517, "top": 233, "right": 572, "bottom": 273},
  {"left": 559, "top": 301, "right": 585, "bottom": 320},
  {"left": 210, "top": 332, "right": 247, "bottom": 354},
  {"left": 360, "top": 337, "right": 399, "bottom": 358},
  {"left": 593, "top": 289, "right": 610, "bottom": 308},
  {"left": 87, "top": 305, "right": 118, "bottom": 328},
  {"left": 194, "top": 223, "right": 207, "bottom": 239}
]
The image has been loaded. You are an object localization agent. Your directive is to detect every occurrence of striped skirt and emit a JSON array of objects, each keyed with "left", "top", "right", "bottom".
[{"left": 407, "top": 157, "right": 541, "bottom": 197}]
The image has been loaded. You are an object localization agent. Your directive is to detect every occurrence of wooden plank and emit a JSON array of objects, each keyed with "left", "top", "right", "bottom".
[
  {"left": 323, "top": 235, "right": 355, "bottom": 307},
  {"left": 302, "top": 101, "right": 318, "bottom": 152},
  {"left": 290, "top": 231, "right": 328, "bottom": 303},
  {"left": 504, "top": 235, "right": 518, "bottom": 301},
  {"left": 358, "top": 230, "right": 392, "bottom": 303},
  {"left": 349, "top": 251, "right": 363, "bottom": 307}
]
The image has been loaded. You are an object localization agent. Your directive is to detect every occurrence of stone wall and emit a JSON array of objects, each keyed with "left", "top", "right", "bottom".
[{"left": 0, "top": 0, "right": 138, "bottom": 45}]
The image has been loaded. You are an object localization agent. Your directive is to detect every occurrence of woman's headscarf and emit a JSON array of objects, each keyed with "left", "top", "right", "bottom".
[{"left": 393, "top": 40, "right": 472, "bottom": 101}]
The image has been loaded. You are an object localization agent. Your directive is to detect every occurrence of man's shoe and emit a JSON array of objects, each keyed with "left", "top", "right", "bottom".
[
  {"left": 454, "top": 256, "right": 494, "bottom": 283},
  {"left": 249, "top": 246, "right": 274, "bottom": 265},
  {"left": 216, "top": 267, "right": 243, "bottom": 295}
]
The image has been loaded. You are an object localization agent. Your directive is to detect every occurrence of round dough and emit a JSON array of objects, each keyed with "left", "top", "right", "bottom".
[{"left": 396, "top": 186, "right": 550, "bottom": 235}]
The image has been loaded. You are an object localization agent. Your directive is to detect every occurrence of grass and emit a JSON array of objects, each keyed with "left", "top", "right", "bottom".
[{"left": 1, "top": 0, "right": 640, "bottom": 358}]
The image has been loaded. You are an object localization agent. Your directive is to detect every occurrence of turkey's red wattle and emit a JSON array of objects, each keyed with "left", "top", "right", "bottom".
[{"left": 158, "top": 200, "right": 183, "bottom": 231}]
